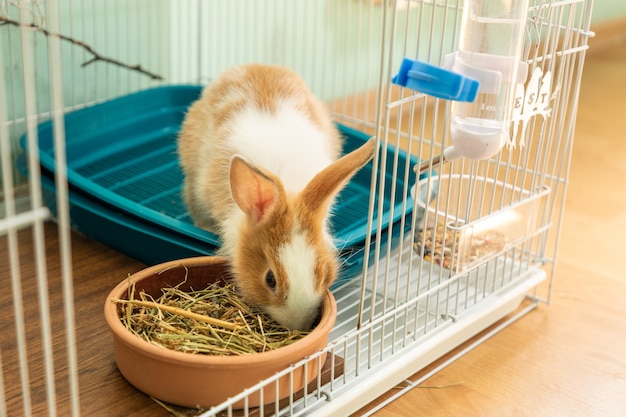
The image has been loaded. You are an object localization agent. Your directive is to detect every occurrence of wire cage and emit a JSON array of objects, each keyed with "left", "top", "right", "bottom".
[{"left": 0, "top": 0, "right": 593, "bottom": 416}]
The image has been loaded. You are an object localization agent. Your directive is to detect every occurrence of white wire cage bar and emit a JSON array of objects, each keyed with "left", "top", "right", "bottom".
[
  {"left": 1, "top": 0, "right": 80, "bottom": 416},
  {"left": 0, "top": 0, "right": 593, "bottom": 416}
]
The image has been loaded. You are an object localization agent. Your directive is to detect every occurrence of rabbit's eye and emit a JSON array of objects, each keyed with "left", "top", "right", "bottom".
[{"left": 265, "top": 270, "right": 277, "bottom": 290}]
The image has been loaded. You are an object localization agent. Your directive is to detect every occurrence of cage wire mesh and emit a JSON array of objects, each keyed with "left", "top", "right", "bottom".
[{"left": 0, "top": 0, "right": 593, "bottom": 416}]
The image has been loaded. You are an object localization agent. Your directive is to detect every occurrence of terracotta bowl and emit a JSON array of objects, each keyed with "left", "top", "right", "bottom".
[{"left": 104, "top": 256, "right": 337, "bottom": 409}]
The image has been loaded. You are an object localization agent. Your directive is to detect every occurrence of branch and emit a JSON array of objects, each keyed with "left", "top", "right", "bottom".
[{"left": 0, "top": 15, "right": 163, "bottom": 81}]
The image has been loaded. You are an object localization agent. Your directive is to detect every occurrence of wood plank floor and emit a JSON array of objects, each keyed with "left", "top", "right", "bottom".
[{"left": 1, "top": 30, "right": 625, "bottom": 417}]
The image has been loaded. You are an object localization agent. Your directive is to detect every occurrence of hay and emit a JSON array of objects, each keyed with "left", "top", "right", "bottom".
[{"left": 112, "top": 281, "right": 310, "bottom": 356}]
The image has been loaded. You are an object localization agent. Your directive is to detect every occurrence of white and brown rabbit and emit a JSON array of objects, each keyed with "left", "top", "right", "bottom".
[{"left": 177, "top": 64, "right": 375, "bottom": 330}]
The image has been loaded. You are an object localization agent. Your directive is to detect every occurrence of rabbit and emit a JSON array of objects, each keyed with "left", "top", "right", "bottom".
[{"left": 177, "top": 64, "right": 376, "bottom": 330}]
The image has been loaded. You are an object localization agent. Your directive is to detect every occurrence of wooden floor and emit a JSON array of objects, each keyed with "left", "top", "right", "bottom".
[{"left": 1, "top": 30, "right": 625, "bottom": 417}]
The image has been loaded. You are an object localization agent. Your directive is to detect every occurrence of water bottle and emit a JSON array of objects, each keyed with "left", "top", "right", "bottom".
[{"left": 444, "top": 0, "right": 529, "bottom": 161}]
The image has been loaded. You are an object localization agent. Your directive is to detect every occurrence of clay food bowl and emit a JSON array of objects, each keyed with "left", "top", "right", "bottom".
[{"left": 104, "top": 256, "right": 337, "bottom": 409}]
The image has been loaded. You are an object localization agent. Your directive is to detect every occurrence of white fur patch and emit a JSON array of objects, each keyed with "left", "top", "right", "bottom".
[
  {"left": 264, "top": 230, "right": 323, "bottom": 330},
  {"left": 219, "top": 209, "right": 244, "bottom": 258},
  {"left": 228, "top": 101, "right": 334, "bottom": 193}
]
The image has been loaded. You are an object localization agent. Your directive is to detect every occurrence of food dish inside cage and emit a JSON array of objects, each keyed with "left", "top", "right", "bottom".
[
  {"left": 24, "top": 86, "right": 431, "bottom": 286},
  {"left": 413, "top": 174, "right": 550, "bottom": 273}
]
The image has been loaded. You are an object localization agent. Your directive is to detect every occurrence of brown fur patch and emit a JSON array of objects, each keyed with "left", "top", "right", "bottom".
[{"left": 232, "top": 199, "right": 293, "bottom": 308}]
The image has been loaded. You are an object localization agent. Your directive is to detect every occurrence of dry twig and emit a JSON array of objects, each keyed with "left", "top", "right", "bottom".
[{"left": 0, "top": 15, "right": 163, "bottom": 80}]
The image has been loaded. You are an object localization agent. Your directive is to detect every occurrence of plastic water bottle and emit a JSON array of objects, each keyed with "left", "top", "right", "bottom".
[{"left": 444, "top": 0, "right": 529, "bottom": 161}]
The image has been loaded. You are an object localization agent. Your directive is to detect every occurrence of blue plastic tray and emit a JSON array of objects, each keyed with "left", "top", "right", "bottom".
[
  {"left": 39, "top": 173, "right": 216, "bottom": 263},
  {"left": 37, "top": 172, "right": 412, "bottom": 288},
  {"left": 26, "top": 86, "right": 426, "bottom": 284}
]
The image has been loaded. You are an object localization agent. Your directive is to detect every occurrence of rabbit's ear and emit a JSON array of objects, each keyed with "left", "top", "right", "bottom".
[
  {"left": 300, "top": 138, "right": 376, "bottom": 215},
  {"left": 229, "top": 156, "right": 281, "bottom": 223}
]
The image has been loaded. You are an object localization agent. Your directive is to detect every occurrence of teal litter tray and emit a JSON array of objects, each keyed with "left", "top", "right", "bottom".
[
  {"left": 38, "top": 173, "right": 215, "bottom": 263},
  {"left": 26, "top": 86, "right": 431, "bottom": 286}
]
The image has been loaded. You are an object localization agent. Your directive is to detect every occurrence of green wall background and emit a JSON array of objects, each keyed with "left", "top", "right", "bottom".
[
  {"left": 1, "top": 0, "right": 624, "bottom": 193},
  {"left": 591, "top": 0, "right": 626, "bottom": 25}
]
